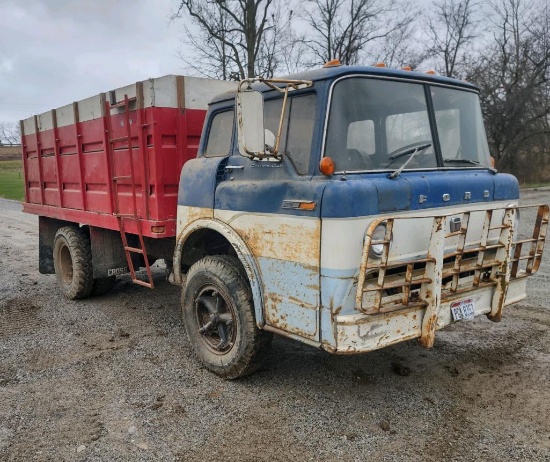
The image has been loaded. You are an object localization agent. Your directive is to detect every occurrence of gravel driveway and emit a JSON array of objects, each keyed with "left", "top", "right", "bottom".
[{"left": 1, "top": 192, "right": 550, "bottom": 461}]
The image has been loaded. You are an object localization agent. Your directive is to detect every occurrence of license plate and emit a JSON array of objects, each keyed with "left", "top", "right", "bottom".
[{"left": 450, "top": 299, "right": 475, "bottom": 321}]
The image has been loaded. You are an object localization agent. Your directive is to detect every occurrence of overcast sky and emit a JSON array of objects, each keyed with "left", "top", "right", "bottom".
[{"left": 0, "top": 0, "right": 189, "bottom": 124}]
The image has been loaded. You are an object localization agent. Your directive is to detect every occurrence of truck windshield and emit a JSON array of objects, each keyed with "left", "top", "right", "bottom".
[
  {"left": 431, "top": 86, "right": 491, "bottom": 167},
  {"left": 325, "top": 77, "right": 491, "bottom": 172}
]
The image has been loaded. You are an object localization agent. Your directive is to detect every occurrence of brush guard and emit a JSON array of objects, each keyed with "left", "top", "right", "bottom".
[{"left": 356, "top": 204, "right": 549, "bottom": 349}]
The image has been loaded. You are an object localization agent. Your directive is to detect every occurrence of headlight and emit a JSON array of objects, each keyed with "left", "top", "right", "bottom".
[{"left": 370, "top": 222, "right": 391, "bottom": 257}]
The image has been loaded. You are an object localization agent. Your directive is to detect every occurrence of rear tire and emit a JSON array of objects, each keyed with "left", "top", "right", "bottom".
[
  {"left": 53, "top": 226, "right": 94, "bottom": 300},
  {"left": 91, "top": 276, "right": 116, "bottom": 297},
  {"left": 182, "top": 255, "right": 271, "bottom": 379}
]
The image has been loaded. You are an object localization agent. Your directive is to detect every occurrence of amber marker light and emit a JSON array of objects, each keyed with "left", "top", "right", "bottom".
[
  {"left": 323, "top": 59, "right": 341, "bottom": 68},
  {"left": 299, "top": 202, "right": 316, "bottom": 211},
  {"left": 425, "top": 69, "right": 436, "bottom": 75},
  {"left": 401, "top": 66, "right": 412, "bottom": 71},
  {"left": 151, "top": 226, "right": 165, "bottom": 233},
  {"left": 374, "top": 62, "right": 386, "bottom": 68},
  {"left": 320, "top": 157, "right": 335, "bottom": 176}
]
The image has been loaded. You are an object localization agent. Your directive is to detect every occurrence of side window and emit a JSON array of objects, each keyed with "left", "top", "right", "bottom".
[
  {"left": 264, "top": 94, "right": 316, "bottom": 175},
  {"left": 285, "top": 94, "right": 316, "bottom": 175},
  {"left": 205, "top": 110, "right": 234, "bottom": 157},
  {"left": 264, "top": 98, "right": 286, "bottom": 140}
]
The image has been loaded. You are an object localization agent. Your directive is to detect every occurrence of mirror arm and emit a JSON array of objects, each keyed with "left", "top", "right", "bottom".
[
  {"left": 238, "top": 78, "right": 255, "bottom": 92},
  {"left": 236, "top": 77, "right": 313, "bottom": 160},
  {"left": 240, "top": 77, "right": 313, "bottom": 93},
  {"left": 273, "top": 86, "right": 290, "bottom": 159}
]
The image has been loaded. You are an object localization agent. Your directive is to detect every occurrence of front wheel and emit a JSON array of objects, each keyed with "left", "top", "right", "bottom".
[{"left": 182, "top": 255, "right": 271, "bottom": 379}]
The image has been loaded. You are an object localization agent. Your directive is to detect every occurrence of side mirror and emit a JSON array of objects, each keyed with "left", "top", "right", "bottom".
[{"left": 236, "top": 89, "right": 265, "bottom": 158}]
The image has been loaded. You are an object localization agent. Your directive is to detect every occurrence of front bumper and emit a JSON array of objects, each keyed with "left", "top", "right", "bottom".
[{"left": 331, "top": 277, "right": 526, "bottom": 354}]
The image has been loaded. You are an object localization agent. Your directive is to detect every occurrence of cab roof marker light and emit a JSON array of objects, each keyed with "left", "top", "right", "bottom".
[{"left": 323, "top": 59, "right": 341, "bottom": 68}]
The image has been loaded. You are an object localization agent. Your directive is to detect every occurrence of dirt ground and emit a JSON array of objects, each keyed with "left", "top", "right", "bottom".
[{"left": 1, "top": 192, "right": 550, "bottom": 462}]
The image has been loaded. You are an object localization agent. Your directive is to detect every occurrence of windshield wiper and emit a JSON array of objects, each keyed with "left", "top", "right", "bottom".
[
  {"left": 444, "top": 158, "right": 498, "bottom": 174},
  {"left": 389, "top": 143, "right": 432, "bottom": 161},
  {"left": 388, "top": 143, "right": 432, "bottom": 179}
]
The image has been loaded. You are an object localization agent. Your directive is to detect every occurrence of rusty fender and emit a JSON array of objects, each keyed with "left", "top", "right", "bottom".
[{"left": 173, "top": 216, "right": 266, "bottom": 327}]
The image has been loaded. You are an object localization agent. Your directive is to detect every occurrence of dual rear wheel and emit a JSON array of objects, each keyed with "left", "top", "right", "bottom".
[{"left": 53, "top": 226, "right": 116, "bottom": 300}]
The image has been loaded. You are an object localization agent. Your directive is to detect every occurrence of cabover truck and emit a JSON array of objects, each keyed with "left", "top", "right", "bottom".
[{"left": 21, "top": 64, "right": 548, "bottom": 379}]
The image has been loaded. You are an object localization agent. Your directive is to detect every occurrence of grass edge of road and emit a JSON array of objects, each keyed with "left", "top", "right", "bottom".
[{"left": 0, "top": 160, "right": 24, "bottom": 201}]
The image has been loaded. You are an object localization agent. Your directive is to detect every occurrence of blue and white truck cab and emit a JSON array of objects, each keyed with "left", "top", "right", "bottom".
[{"left": 173, "top": 63, "right": 548, "bottom": 379}]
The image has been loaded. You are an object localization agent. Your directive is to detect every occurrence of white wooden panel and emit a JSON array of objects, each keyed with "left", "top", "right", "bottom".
[
  {"left": 184, "top": 76, "right": 237, "bottom": 110},
  {"left": 77, "top": 94, "right": 104, "bottom": 122},
  {"left": 22, "top": 117, "right": 35, "bottom": 135},
  {"left": 20, "top": 75, "right": 238, "bottom": 128},
  {"left": 37, "top": 111, "right": 53, "bottom": 131},
  {"left": 143, "top": 75, "right": 178, "bottom": 108},
  {"left": 56, "top": 103, "right": 76, "bottom": 127},
  {"left": 111, "top": 83, "right": 137, "bottom": 105}
]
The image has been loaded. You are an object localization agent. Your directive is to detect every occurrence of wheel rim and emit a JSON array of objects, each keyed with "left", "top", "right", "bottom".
[
  {"left": 58, "top": 242, "right": 74, "bottom": 284},
  {"left": 194, "top": 285, "right": 237, "bottom": 354}
]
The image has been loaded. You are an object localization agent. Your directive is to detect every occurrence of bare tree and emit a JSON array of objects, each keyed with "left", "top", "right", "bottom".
[
  {"left": 0, "top": 123, "right": 20, "bottom": 146},
  {"left": 372, "top": 20, "right": 422, "bottom": 69},
  {"left": 468, "top": 0, "right": 550, "bottom": 173},
  {"left": 299, "top": 0, "right": 417, "bottom": 67},
  {"left": 425, "top": 0, "right": 480, "bottom": 78},
  {"left": 172, "top": 0, "right": 293, "bottom": 79}
]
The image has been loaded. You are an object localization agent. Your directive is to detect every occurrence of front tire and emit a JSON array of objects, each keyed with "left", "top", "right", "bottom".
[
  {"left": 182, "top": 255, "right": 271, "bottom": 379},
  {"left": 53, "top": 226, "right": 94, "bottom": 300}
]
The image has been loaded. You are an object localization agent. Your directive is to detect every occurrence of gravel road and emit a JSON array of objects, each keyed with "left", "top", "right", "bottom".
[{"left": 1, "top": 193, "right": 550, "bottom": 461}]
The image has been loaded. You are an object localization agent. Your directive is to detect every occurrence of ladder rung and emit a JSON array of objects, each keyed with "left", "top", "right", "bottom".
[
  {"left": 113, "top": 175, "right": 131, "bottom": 181},
  {"left": 110, "top": 97, "right": 137, "bottom": 108},
  {"left": 132, "top": 279, "right": 153, "bottom": 289},
  {"left": 125, "top": 246, "right": 144, "bottom": 254},
  {"left": 116, "top": 213, "right": 137, "bottom": 218}
]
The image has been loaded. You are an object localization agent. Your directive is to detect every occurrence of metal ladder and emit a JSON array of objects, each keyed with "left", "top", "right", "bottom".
[{"left": 105, "top": 94, "right": 154, "bottom": 289}]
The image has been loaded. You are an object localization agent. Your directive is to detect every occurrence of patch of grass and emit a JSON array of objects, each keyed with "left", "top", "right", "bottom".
[
  {"left": 0, "top": 160, "right": 22, "bottom": 172},
  {"left": 0, "top": 160, "right": 24, "bottom": 200}
]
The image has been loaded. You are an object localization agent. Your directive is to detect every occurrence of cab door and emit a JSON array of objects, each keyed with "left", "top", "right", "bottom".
[{"left": 214, "top": 92, "right": 325, "bottom": 341}]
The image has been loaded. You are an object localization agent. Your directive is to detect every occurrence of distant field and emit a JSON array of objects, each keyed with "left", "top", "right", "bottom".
[
  {"left": 0, "top": 160, "right": 24, "bottom": 200},
  {"left": 0, "top": 146, "right": 22, "bottom": 161}
]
